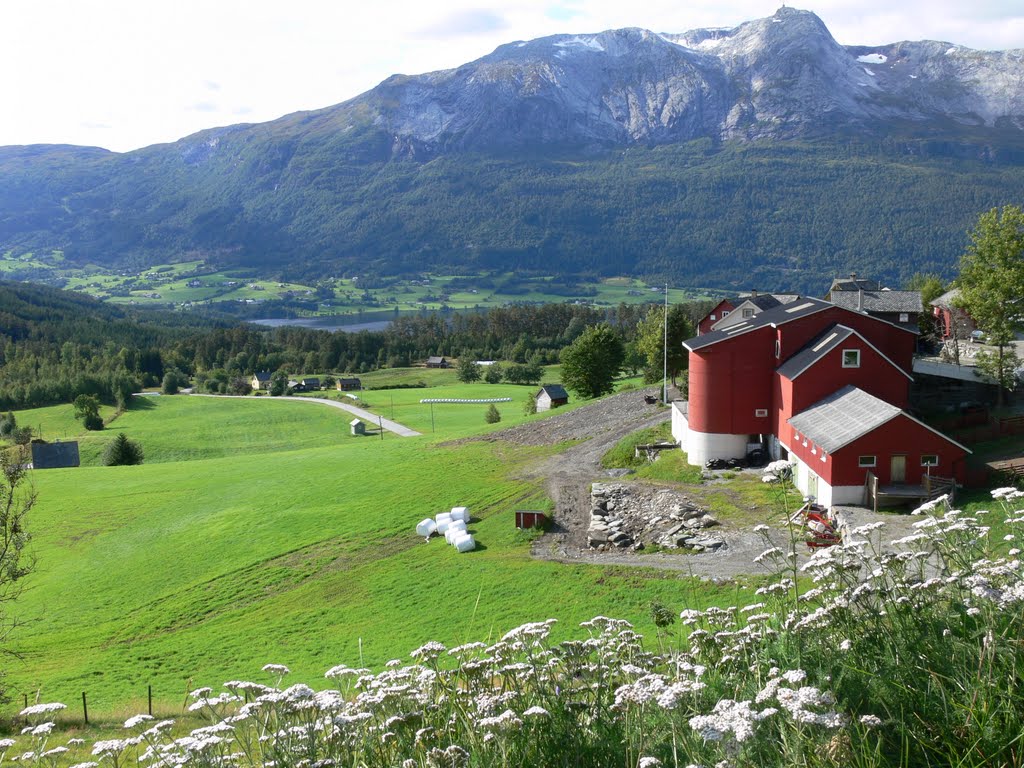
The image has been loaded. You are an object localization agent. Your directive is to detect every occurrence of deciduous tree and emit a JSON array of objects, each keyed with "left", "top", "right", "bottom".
[
  {"left": 560, "top": 324, "right": 625, "bottom": 399},
  {"left": 634, "top": 304, "right": 695, "bottom": 387},
  {"left": 954, "top": 206, "right": 1024, "bottom": 405}
]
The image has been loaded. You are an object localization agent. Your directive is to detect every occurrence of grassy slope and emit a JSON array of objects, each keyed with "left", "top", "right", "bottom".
[{"left": 10, "top": 395, "right": 753, "bottom": 715}]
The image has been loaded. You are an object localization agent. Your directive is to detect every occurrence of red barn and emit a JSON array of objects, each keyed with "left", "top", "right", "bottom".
[{"left": 673, "top": 296, "right": 969, "bottom": 506}]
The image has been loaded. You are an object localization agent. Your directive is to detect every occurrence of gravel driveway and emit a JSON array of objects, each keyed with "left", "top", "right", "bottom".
[{"left": 472, "top": 387, "right": 924, "bottom": 581}]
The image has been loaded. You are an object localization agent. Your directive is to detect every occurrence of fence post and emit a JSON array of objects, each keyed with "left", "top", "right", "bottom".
[
  {"left": 148, "top": 684, "right": 153, "bottom": 716},
  {"left": 82, "top": 691, "right": 88, "bottom": 725}
]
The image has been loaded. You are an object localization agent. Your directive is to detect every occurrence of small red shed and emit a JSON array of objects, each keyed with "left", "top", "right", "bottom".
[{"left": 515, "top": 510, "right": 547, "bottom": 529}]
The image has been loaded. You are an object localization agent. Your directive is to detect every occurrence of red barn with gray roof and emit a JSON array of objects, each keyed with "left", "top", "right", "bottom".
[{"left": 673, "top": 296, "right": 968, "bottom": 505}]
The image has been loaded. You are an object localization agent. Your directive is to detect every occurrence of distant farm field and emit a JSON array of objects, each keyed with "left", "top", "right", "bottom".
[{"left": 6, "top": 392, "right": 754, "bottom": 718}]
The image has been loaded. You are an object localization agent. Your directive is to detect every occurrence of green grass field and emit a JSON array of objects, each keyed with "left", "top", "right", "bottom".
[{"left": 4, "top": 392, "right": 756, "bottom": 718}]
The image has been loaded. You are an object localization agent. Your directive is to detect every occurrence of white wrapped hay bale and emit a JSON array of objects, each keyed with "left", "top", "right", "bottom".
[
  {"left": 436, "top": 519, "right": 452, "bottom": 535},
  {"left": 450, "top": 506, "right": 470, "bottom": 523},
  {"left": 454, "top": 534, "right": 476, "bottom": 553},
  {"left": 416, "top": 518, "right": 437, "bottom": 537},
  {"left": 445, "top": 521, "right": 467, "bottom": 543},
  {"left": 436, "top": 512, "right": 452, "bottom": 526}
]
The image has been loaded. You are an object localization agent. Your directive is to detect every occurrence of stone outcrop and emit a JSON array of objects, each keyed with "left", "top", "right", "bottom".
[{"left": 588, "top": 482, "right": 724, "bottom": 553}]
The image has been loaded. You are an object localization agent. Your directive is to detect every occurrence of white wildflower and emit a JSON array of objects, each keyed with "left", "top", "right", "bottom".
[
  {"left": 262, "top": 663, "right": 290, "bottom": 676},
  {"left": 123, "top": 714, "right": 154, "bottom": 729},
  {"left": 859, "top": 714, "right": 883, "bottom": 727},
  {"left": 19, "top": 702, "right": 66, "bottom": 717}
]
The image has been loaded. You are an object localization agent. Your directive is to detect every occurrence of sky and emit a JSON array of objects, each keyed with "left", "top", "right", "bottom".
[{"left": 2, "top": 0, "right": 1022, "bottom": 152}]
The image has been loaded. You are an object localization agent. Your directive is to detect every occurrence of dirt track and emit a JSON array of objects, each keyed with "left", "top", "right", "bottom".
[{"left": 472, "top": 387, "right": 921, "bottom": 581}]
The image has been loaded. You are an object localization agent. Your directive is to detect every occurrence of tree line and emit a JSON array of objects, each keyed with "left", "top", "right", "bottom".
[{"left": 0, "top": 280, "right": 714, "bottom": 409}]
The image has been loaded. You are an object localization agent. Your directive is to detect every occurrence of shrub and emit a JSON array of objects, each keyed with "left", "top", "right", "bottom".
[
  {"left": 484, "top": 363, "right": 503, "bottom": 384},
  {"left": 523, "top": 395, "right": 537, "bottom": 415},
  {"left": 12, "top": 426, "right": 33, "bottom": 445},
  {"left": 485, "top": 403, "right": 501, "bottom": 424},
  {"left": 0, "top": 412, "right": 15, "bottom": 438},
  {"left": 83, "top": 413, "right": 104, "bottom": 431},
  {"left": 102, "top": 433, "right": 144, "bottom": 466}
]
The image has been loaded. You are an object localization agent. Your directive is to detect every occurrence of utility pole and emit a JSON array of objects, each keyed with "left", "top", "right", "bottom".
[{"left": 662, "top": 283, "right": 669, "bottom": 404}]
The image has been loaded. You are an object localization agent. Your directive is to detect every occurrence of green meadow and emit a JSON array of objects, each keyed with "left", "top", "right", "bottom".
[{"left": 6, "top": 393, "right": 755, "bottom": 718}]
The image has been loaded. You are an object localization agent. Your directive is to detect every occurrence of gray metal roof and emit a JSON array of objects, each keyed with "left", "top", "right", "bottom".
[
  {"left": 685, "top": 296, "right": 832, "bottom": 351},
  {"left": 788, "top": 386, "right": 901, "bottom": 454},
  {"left": 539, "top": 384, "right": 568, "bottom": 399},
  {"left": 829, "top": 290, "right": 923, "bottom": 314},
  {"left": 775, "top": 326, "right": 855, "bottom": 380}
]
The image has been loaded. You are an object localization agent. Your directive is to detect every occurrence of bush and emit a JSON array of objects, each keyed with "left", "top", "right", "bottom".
[
  {"left": 484, "top": 364, "right": 503, "bottom": 384},
  {"left": 523, "top": 395, "right": 537, "bottom": 415},
  {"left": 12, "top": 426, "right": 33, "bottom": 445},
  {"left": 102, "top": 433, "right": 144, "bottom": 466},
  {"left": 485, "top": 403, "right": 501, "bottom": 424},
  {"left": 0, "top": 412, "right": 15, "bottom": 438},
  {"left": 83, "top": 413, "right": 104, "bottom": 431}
]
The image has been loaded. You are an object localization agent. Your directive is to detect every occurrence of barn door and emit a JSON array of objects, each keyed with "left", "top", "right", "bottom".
[{"left": 890, "top": 455, "right": 907, "bottom": 484}]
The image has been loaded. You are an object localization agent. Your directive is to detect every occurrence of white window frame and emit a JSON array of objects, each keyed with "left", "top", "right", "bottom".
[
  {"left": 774, "top": 339, "right": 781, "bottom": 358},
  {"left": 858, "top": 455, "right": 877, "bottom": 468},
  {"left": 899, "top": 312, "right": 909, "bottom": 323},
  {"left": 721, "top": 310, "right": 731, "bottom": 317},
  {"left": 742, "top": 308, "right": 755, "bottom": 318},
  {"left": 842, "top": 349, "right": 861, "bottom": 368},
  {"left": 921, "top": 454, "right": 939, "bottom": 467},
  {"left": 755, "top": 408, "right": 768, "bottom": 418},
  {"left": 710, "top": 314, "right": 717, "bottom": 321}
]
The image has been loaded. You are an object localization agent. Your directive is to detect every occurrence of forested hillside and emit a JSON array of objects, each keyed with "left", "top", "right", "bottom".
[{"left": 3, "top": 137, "right": 1023, "bottom": 292}]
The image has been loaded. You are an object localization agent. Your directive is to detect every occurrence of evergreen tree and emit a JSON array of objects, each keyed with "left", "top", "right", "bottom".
[{"left": 102, "top": 433, "right": 144, "bottom": 466}]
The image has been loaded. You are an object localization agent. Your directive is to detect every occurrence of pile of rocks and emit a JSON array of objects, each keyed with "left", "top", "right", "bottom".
[{"left": 587, "top": 482, "right": 726, "bottom": 553}]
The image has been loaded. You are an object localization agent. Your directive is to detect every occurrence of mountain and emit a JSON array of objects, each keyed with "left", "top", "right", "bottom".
[{"left": 2, "top": 7, "right": 1024, "bottom": 292}]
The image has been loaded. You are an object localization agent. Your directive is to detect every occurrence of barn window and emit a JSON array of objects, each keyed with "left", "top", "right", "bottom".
[
  {"left": 710, "top": 314, "right": 717, "bottom": 320},
  {"left": 899, "top": 312, "right": 909, "bottom": 323},
  {"left": 742, "top": 308, "right": 755, "bottom": 318},
  {"left": 842, "top": 349, "right": 861, "bottom": 368},
  {"left": 722, "top": 310, "right": 731, "bottom": 317},
  {"left": 921, "top": 454, "right": 939, "bottom": 467},
  {"left": 755, "top": 408, "right": 768, "bottom": 418},
  {"left": 774, "top": 339, "right": 781, "bottom": 358},
  {"left": 858, "top": 455, "right": 876, "bottom": 468}
]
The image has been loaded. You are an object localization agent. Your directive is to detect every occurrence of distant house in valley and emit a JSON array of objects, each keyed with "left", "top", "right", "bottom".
[
  {"left": 186, "top": 279, "right": 203, "bottom": 288},
  {"left": 425, "top": 356, "right": 450, "bottom": 368},
  {"left": 536, "top": 384, "right": 569, "bottom": 412},
  {"left": 336, "top": 377, "right": 362, "bottom": 392},
  {"left": 300, "top": 377, "right": 321, "bottom": 391},
  {"left": 251, "top": 371, "right": 273, "bottom": 390}
]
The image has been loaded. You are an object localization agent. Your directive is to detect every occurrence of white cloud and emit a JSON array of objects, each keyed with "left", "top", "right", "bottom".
[{"left": 0, "top": 0, "right": 1020, "bottom": 151}]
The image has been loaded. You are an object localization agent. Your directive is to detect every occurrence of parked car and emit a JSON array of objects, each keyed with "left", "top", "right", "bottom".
[{"left": 970, "top": 330, "right": 986, "bottom": 344}]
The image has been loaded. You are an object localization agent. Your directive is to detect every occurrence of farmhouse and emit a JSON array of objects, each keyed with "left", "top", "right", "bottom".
[
  {"left": 336, "top": 377, "right": 362, "bottom": 391},
  {"left": 673, "top": 296, "right": 969, "bottom": 506},
  {"left": 931, "top": 288, "right": 977, "bottom": 341},
  {"left": 697, "top": 292, "right": 800, "bottom": 335},
  {"left": 425, "top": 356, "right": 450, "bottom": 368},
  {"left": 300, "top": 377, "right": 321, "bottom": 390},
  {"left": 251, "top": 371, "right": 272, "bottom": 390},
  {"left": 536, "top": 384, "right": 569, "bottom": 412}
]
